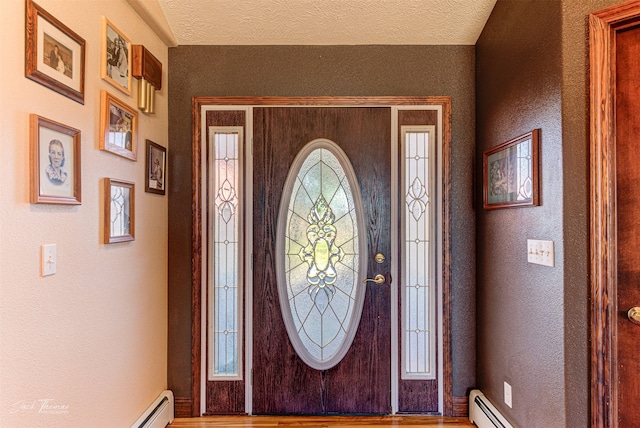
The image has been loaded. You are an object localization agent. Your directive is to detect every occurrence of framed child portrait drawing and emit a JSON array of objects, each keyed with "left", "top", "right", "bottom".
[{"left": 30, "top": 114, "right": 81, "bottom": 205}]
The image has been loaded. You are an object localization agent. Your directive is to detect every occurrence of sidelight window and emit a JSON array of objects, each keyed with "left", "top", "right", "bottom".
[
  {"left": 401, "top": 126, "right": 436, "bottom": 380},
  {"left": 208, "top": 127, "right": 243, "bottom": 380}
]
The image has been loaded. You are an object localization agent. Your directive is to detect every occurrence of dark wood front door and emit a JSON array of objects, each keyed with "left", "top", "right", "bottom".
[
  {"left": 615, "top": 24, "right": 640, "bottom": 427},
  {"left": 252, "top": 107, "right": 391, "bottom": 414}
]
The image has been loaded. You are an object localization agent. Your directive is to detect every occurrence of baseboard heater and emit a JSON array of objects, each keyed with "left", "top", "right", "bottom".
[
  {"left": 131, "top": 390, "right": 174, "bottom": 428},
  {"left": 469, "top": 389, "right": 513, "bottom": 428}
]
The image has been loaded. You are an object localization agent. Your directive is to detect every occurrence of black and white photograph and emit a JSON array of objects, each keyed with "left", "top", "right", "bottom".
[
  {"left": 43, "top": 33, "right": 73, "bottom": 78},
  {"left": 25, "top": 0, "right": 85, "bottom": 103},
  {"left": 100, "top": 90, "right": 138, "bottom": 161},
  {"left": 101, "top": 17, "right": 131, "bottom": 95},
  {"left": 145, "top": 140, "right": 166, "bottom": 195}
]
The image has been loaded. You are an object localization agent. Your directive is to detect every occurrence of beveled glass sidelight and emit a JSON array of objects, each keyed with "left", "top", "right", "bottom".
[
  {"left": 276, "top": 139, "right": 367, "bottom": 370},
  {"left": 402, "top": 126, "right": 436, "bottom": 380},
  {"left": 208, "top": 127, "right": 243, "bottom": 380}
]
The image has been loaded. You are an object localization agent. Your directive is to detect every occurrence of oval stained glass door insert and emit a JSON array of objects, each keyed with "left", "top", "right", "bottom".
[{"left": 276, "top": 139, "right": 367, "bottom": 370}]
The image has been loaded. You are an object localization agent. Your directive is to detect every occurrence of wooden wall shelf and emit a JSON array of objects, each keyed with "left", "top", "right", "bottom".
[{"left": 132, "top": 45, "right": 161, "bottom": 90}]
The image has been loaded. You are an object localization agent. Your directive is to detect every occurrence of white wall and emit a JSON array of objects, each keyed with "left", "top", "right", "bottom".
[{"left": 0, "top": 0, "right": 169, "bottom": 426}]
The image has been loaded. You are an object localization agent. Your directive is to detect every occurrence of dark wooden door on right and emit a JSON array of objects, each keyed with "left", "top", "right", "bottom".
[{"left": 615, "top": 23, "right": 640, "bottom": 427}]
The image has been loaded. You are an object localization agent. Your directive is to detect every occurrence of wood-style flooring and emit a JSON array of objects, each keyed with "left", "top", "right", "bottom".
[{"left": 169, "top": 415, "right": 474, "bottom": 427}]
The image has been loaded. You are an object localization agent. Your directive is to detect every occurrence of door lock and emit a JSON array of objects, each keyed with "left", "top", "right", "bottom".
[{"left": 628, "top": 307, "right": 640, "bottom": 325}]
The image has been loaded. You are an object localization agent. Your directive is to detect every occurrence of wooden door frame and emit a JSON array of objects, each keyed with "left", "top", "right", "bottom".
[
  {"left": 590, "top": 2, "right": 640, "bottom": 427},
  {"left": 190, "top": 96, "right": 453, "bottom": 416}
]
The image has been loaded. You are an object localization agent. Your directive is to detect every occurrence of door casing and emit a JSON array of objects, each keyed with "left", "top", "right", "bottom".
[{"left": 191, "top": 96, "right": 453, "bottom": 416}]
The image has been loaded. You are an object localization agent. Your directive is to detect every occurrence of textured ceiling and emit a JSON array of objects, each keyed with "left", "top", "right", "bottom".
[{"left": 155, "top": 0, "right": 497, "bottom": 46}]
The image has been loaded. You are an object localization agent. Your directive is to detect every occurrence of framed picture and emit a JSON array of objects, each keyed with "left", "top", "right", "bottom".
[
  {"left": 145, "top": 140, "right": 166, "bottom": 195},
  {"left": 100, "top": 90, "right": 138, "bottom": 161},
  {"left": 100, "top": 17, "right": 132, "bottom": 95},
  {"left": 483, "top": 129, "right": 540, "bottom": 210},
  {"left": 104, "top": 178, "right": 135, "bottom": 243},
  {"left": 30, "top": 114, "right": 81, "bottom": 204},
  {"left": 25, "top": 0, "right": 85, "bottom": 104}
]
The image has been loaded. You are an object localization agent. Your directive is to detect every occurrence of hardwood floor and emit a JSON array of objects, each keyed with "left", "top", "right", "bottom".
[{"left": 170, "top": 415, "right": 474, "bottom": 427}]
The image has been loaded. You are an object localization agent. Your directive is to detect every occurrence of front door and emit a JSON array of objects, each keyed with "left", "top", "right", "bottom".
[{"left": 252, "top": 107, "right": 391, "bottom": 414}]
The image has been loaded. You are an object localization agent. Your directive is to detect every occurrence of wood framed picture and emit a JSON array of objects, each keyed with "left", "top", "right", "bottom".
[
  {"left": 483, "top": 129, "right": 541, "bottom": 210},
  {"left": 100, "top": 90, "right": 138, "bottom": 161},
  {"left": 100, "top": 16, "right": 132, "bottom": 95},
  {"left": 104, "top": 178, "right": 135, "bottom": 243},
  {"left": 145, "top": 140, "right": 166, "bottom": 195},
  {"left": 30, "top": 114, "right": 81, "bottom": 204},
  {"left": 25, "top": 0, "right": 86, "bottom": 104}
]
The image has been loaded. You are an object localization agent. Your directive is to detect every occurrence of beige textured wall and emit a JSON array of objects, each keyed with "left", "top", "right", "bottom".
[{"left": 0, "top": 0, "right": 168, "bottom": 426}]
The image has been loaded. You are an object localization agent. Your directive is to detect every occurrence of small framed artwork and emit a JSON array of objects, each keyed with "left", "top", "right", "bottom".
[
  {"left": 104, "top": 178, "right": 135, "bottom": 244},
  {"left": 100, "top": 16, "right": 132, "bottom": 95},
  {"left": 100, "top": 90, "right": 138, "bottom": 161},
  {"left": 483, "top": 128, "right": 541, "bottom": 210},
  {"left": 25, "top": 0, "right": 86, "bottom": 104},
  {"left": 30, "top": 114, "right": 81, "bottom": 204},
  {"left": 145, "top": 140, "right": 166, "bottom": 195}
]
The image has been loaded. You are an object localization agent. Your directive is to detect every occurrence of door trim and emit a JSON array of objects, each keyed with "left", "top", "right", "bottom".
[
  {"left": 191, "top": 96, "right": 452, "bottom": 416},
  {"left": 589, "top": 3, "right": 640, "bottom": 427}
]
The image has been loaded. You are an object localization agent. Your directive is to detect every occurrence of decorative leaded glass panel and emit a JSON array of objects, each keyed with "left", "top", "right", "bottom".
[
  {"left": 402, "top": 126, "right": 436, "bottom": 380},
  {"left": 208, "top": 127, "right": 243, "bottom": 380},
  {"left": 516, "top": 139, "right": 533, "bottom": 200},
  {"left": 110, "top": 185, "right": 131, "bottom": 237},
  {"left": 276, "top": 139, "right": 367, "bottom": 370}
]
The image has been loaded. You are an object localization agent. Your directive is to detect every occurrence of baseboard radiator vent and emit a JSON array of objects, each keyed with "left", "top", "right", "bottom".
[
  {"left": 469, "top": 389, "right": 513, "bottom": 428},
  {"left": 131, "top": 390, "right": 174, "bottom": 428}
]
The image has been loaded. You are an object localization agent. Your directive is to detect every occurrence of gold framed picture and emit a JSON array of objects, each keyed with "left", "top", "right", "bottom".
[
  {"left": 25, "top": 0, "right": 86, "bottom": 104},
  {"left": 100, "top": 90, "right": 138, "bottom": 161},
  {"left": 30, "top": 114, "right": 81, "bottom": 204},
  {"left": 100, "top": 17, "right": 132, "bottom": 96},
  {"left": 104, "top": 178, "right": 135, "bottom": 244}
]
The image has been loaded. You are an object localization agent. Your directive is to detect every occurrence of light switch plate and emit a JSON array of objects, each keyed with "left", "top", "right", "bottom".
[
  {"left": 41, "top": 244, "right": 56, "bottom": 276},
  {"left": 504, "top": 381, "right": 513, "bottom": 408},
  {"left": 527, "top": 239, "right": 554, "bottom": 267}
]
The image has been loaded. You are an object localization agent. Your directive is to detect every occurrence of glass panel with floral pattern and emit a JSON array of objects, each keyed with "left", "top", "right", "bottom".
[
  {"left": 208, "top": 127, "right": 243, "bottom": 380},
  {"left": 276, "top": 139, "right": 367, "bottom": 371}
]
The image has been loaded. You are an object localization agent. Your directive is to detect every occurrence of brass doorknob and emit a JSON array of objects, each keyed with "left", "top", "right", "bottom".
[
  {"left": 363, "top": 274, "right": 385, "bottom": 285},
  {"left": 628, "top": 307, "right": 640, "bottom": 325}
]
